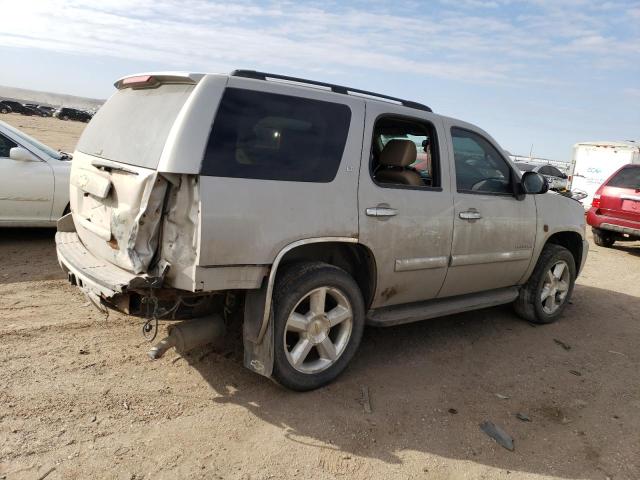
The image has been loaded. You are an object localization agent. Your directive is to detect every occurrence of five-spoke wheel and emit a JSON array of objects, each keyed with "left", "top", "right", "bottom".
[
  {"left": 514, "top": 244, "right": 576, "bottom": 324},
  {"left": 540, "top": 260, "right": 571, "bottom": 315},
  {"left": 284, "top": 287, "right": 353, "bottom": 374},
  {"left": 272, "top": 262, "right": 365, "bottom": 391}
]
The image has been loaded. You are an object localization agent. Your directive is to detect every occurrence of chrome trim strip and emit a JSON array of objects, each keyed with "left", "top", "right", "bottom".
[
  {"left": 621, "top": 194, "right": 640, "bottom": 202},
  {"left": 257, "top": 237, "right": 359, "bottom": 343},
  {"left": 451, "top": 249, "right": 532, "bottom": 267},
  {"left": 395, "top": 256, "right": 448, "bottom": 272}
]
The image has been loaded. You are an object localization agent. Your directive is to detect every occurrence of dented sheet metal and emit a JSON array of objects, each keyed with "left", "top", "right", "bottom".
[
  {"left": 70, "top": 167, "right": 112, "bottom": 199},
  {"left": 70, "top": 152, "right": 168, "bottom": 274},
  {"left": 56, "top": 231, "right": 141, "bottom": 297},
  {"left": 159, "top": 174, "right": 200, "bottom": 290}
]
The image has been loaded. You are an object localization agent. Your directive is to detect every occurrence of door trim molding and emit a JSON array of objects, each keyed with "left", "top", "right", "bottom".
[
  {"left": 395, "top": 256, "right": 448, "bottom": 272},
  {"left": 450, "top": 249, "right": 532, "bottom": 267}
]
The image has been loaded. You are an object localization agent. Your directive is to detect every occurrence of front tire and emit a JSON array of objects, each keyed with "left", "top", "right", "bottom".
[
  {"left": 592, "top": 228, "right": 615, "bottom": 248},
  {"left": 272, "top": 262, "right": 365, "bottom": 391},
  {"left": 514, "top": 244, "right": 576, "bottom": 324}
]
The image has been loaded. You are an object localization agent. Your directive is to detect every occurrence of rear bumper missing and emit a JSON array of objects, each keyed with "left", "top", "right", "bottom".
[{"left": 55, "top": 214, "right": 160, "bottom": 299}]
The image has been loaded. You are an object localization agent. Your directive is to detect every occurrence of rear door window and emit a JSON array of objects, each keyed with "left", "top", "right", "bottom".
[
  {"left": 607, "top": 167, "right": 640, "bottom": 189},
  {"left": 201, "top": 88, "right": 351, "bottom": 182}
]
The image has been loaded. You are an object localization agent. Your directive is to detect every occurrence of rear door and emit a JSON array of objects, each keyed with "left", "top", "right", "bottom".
[
  {"left": 358, "top": 103, "right": 454, "bottom": 308},
  {"left": 438, "top": 121, "right": 537, "bottom": 298},
  {"left": 0, "top": 132, "right": 54, "bottom": 224}
]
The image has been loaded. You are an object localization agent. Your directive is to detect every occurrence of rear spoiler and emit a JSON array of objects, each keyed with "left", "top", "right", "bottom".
[{"left": 114, "top": 72, "right": 205, "bottom": 90}]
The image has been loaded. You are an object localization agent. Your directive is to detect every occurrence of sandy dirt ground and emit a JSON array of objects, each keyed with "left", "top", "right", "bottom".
[
  {"left": 1, "top": 113, "right": 85, "bottom": 153},
  {"left": 1, "top": 115, "right": 639, "bottom": 480}
]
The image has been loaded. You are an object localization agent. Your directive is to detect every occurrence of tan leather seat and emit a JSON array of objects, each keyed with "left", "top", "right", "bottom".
[{"left": 376, "top": 139, "right": 423, "bottom": 187}]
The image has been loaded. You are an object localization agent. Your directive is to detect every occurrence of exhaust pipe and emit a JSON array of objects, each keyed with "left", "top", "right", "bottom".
[{"left": 148, "top": 314, "right": 225, "bottom": 360}]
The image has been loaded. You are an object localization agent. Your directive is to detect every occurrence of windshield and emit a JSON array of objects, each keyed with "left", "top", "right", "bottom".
[
  {"left": 0, "top": 120, "right": 63, "bottom": 159},
  {"left": 77, "top": 83, "right": 195, "bottom": 169}
]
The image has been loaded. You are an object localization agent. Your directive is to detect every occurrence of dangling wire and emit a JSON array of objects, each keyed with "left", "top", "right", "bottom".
[{"left": 142, "top": 288, "right": 159, "bottom": 341}]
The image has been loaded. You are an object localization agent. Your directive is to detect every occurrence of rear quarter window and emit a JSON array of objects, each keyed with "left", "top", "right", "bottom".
[
  {"left": 201, "top": 88, "right": 351, "bottom": 182},
  {"left": 607, "top": 166, "right": 640, "bottom": 189}
]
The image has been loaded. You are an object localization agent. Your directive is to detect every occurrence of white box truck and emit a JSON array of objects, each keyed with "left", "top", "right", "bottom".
[{"left": 568, "top": 141, "right": 640, "bottom": 209}]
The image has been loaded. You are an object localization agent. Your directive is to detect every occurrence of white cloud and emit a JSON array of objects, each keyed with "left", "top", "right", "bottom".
[{"left": 0, "top": 0, "right": 637, "bottom": 86}]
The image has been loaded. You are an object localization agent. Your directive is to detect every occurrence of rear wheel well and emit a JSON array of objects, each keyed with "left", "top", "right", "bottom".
[
  {"left": 276, "top": 242, "right": 377, "bottom": 309},
  {"left": 545, "top": 231, "right": 582, "bottom": 272}
]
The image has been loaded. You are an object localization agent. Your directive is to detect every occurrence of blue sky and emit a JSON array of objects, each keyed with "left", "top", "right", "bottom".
[{"left": 1, "top": 0, "right": 638, "bottom": 160}]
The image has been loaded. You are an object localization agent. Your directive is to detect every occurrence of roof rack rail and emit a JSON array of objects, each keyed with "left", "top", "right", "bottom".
[{"left": 230, "top": 70, "right": 432, "bottom": 113}]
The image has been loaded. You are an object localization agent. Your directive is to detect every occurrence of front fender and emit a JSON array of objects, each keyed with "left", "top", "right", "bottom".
[{"left": 520, "top": 193, "right": 587, "bottom": 282}]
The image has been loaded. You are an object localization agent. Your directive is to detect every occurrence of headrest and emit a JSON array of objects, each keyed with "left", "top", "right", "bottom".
[{"left": 380, "top": 139, "right": 417, "bottom": 167}]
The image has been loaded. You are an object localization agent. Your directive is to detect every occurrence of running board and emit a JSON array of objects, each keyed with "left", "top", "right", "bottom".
[{"left": 366, "top": 287, "right": 520, "bottom": 327}]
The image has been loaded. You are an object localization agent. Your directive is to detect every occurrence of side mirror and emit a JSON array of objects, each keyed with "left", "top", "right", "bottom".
[
  {"left": 521, "top": 171, "right": 549, "bottom": 194},
  {"left": 9, "top": 147, "right": 38, "bottom": 162}
]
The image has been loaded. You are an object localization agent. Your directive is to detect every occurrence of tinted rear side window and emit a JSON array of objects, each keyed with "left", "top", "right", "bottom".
[
  {"left": 201, "top": 88, "right": 351, "bottom": 182},
  {"left": 607, "top": 167, "right": 640, "bottom": 189}
]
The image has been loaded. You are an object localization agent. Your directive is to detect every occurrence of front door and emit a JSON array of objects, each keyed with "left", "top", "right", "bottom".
[
  {"left": 0, "top": 132, "right": 54, "bottom": 224},
  {"left": 358, "top": 104, "right": 454, "bottom": 308},
  {"left": 438, "top": 123, "right": 537, "bottom": 298}
]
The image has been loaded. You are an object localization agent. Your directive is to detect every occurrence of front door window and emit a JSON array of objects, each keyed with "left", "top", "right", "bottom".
[{"left": 451, "top": 128, "right": 513, "bottom": 194}]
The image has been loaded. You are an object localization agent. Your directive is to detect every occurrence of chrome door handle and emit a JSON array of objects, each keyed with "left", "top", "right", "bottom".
[
  {"left": 459, "top": 210, "right": 482, "bottom": 220},
  {"left": 366, "top": 207, "right": 397, "bottom": 217}
]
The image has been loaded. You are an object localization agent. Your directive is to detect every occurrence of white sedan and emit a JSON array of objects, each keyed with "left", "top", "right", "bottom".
[{"left": 0, "top": 120, "right": 71, "bottom": 226}]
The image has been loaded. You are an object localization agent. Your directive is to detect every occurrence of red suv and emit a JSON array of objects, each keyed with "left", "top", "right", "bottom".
[{"left": 587, "top": 164, "right": 640, "bottom": 247}]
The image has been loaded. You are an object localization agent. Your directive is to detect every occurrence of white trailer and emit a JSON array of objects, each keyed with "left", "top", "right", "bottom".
[{"left": 568, "top": 141, "right": 640, "bottom": 209}]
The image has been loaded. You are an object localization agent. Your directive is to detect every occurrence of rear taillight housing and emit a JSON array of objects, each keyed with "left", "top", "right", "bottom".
[{"left": 591, "top": 194, "right": 601, "bottom": 208}]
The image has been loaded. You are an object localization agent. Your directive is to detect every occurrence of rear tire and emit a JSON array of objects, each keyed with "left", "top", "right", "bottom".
[
  {"left": 514, "top": 244, "right": 576, "bottom": 324},
  {"left": 0, "top": 108, "right": 8, "bottom": 114},
  {"left": 272, "top": 262, "right": 365, "bottom": 391},
  {"left": 592, "top": 228, "right": 615, "bottom": 248}
]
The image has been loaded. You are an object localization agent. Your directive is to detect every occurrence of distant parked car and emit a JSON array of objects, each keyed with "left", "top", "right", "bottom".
[
  {"left": 38, "top": 106, "right": 55, "bottom": 117},
  {"left": 0, "top": 100, "right": 42, "bottom": 116},
  {"left": 54, "top": 107, "right": 92, "bottom": 122},
  {"left": 0, "top": 120, "right": 71, "bottom": 226},
  {"left": 516, "top": 163, "right": 568, "bottom": 191},
  {"left": 25, "top": 104, "right": 55, "bottom": 117},
  {"left": 587, "top": 164, "right": 640, "bottom": 247}
]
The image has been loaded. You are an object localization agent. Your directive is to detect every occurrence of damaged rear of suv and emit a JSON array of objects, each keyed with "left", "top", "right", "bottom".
[
  {"left": 57, "top": 73, "right": 209, "bottom": 311},
  {"left": 57, "top": 70, "right": 588, "bottom": 391}
]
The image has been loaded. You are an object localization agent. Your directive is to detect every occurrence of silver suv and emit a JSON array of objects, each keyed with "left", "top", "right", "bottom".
[{"left": 56, "top": 70, "right": 588, "bottom": 390}]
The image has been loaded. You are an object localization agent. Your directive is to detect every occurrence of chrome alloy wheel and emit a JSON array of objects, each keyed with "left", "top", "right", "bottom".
[
  {"left": 284, "top": 287, "right": 353, "bottom": 374},
  {"left": 540, "top": 260, "right": 571, "bottom": 315}
]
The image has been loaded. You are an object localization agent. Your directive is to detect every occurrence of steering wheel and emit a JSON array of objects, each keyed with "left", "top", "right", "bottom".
[{"left": 471, "top": 178, "right": 509, "bottom": 192}]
